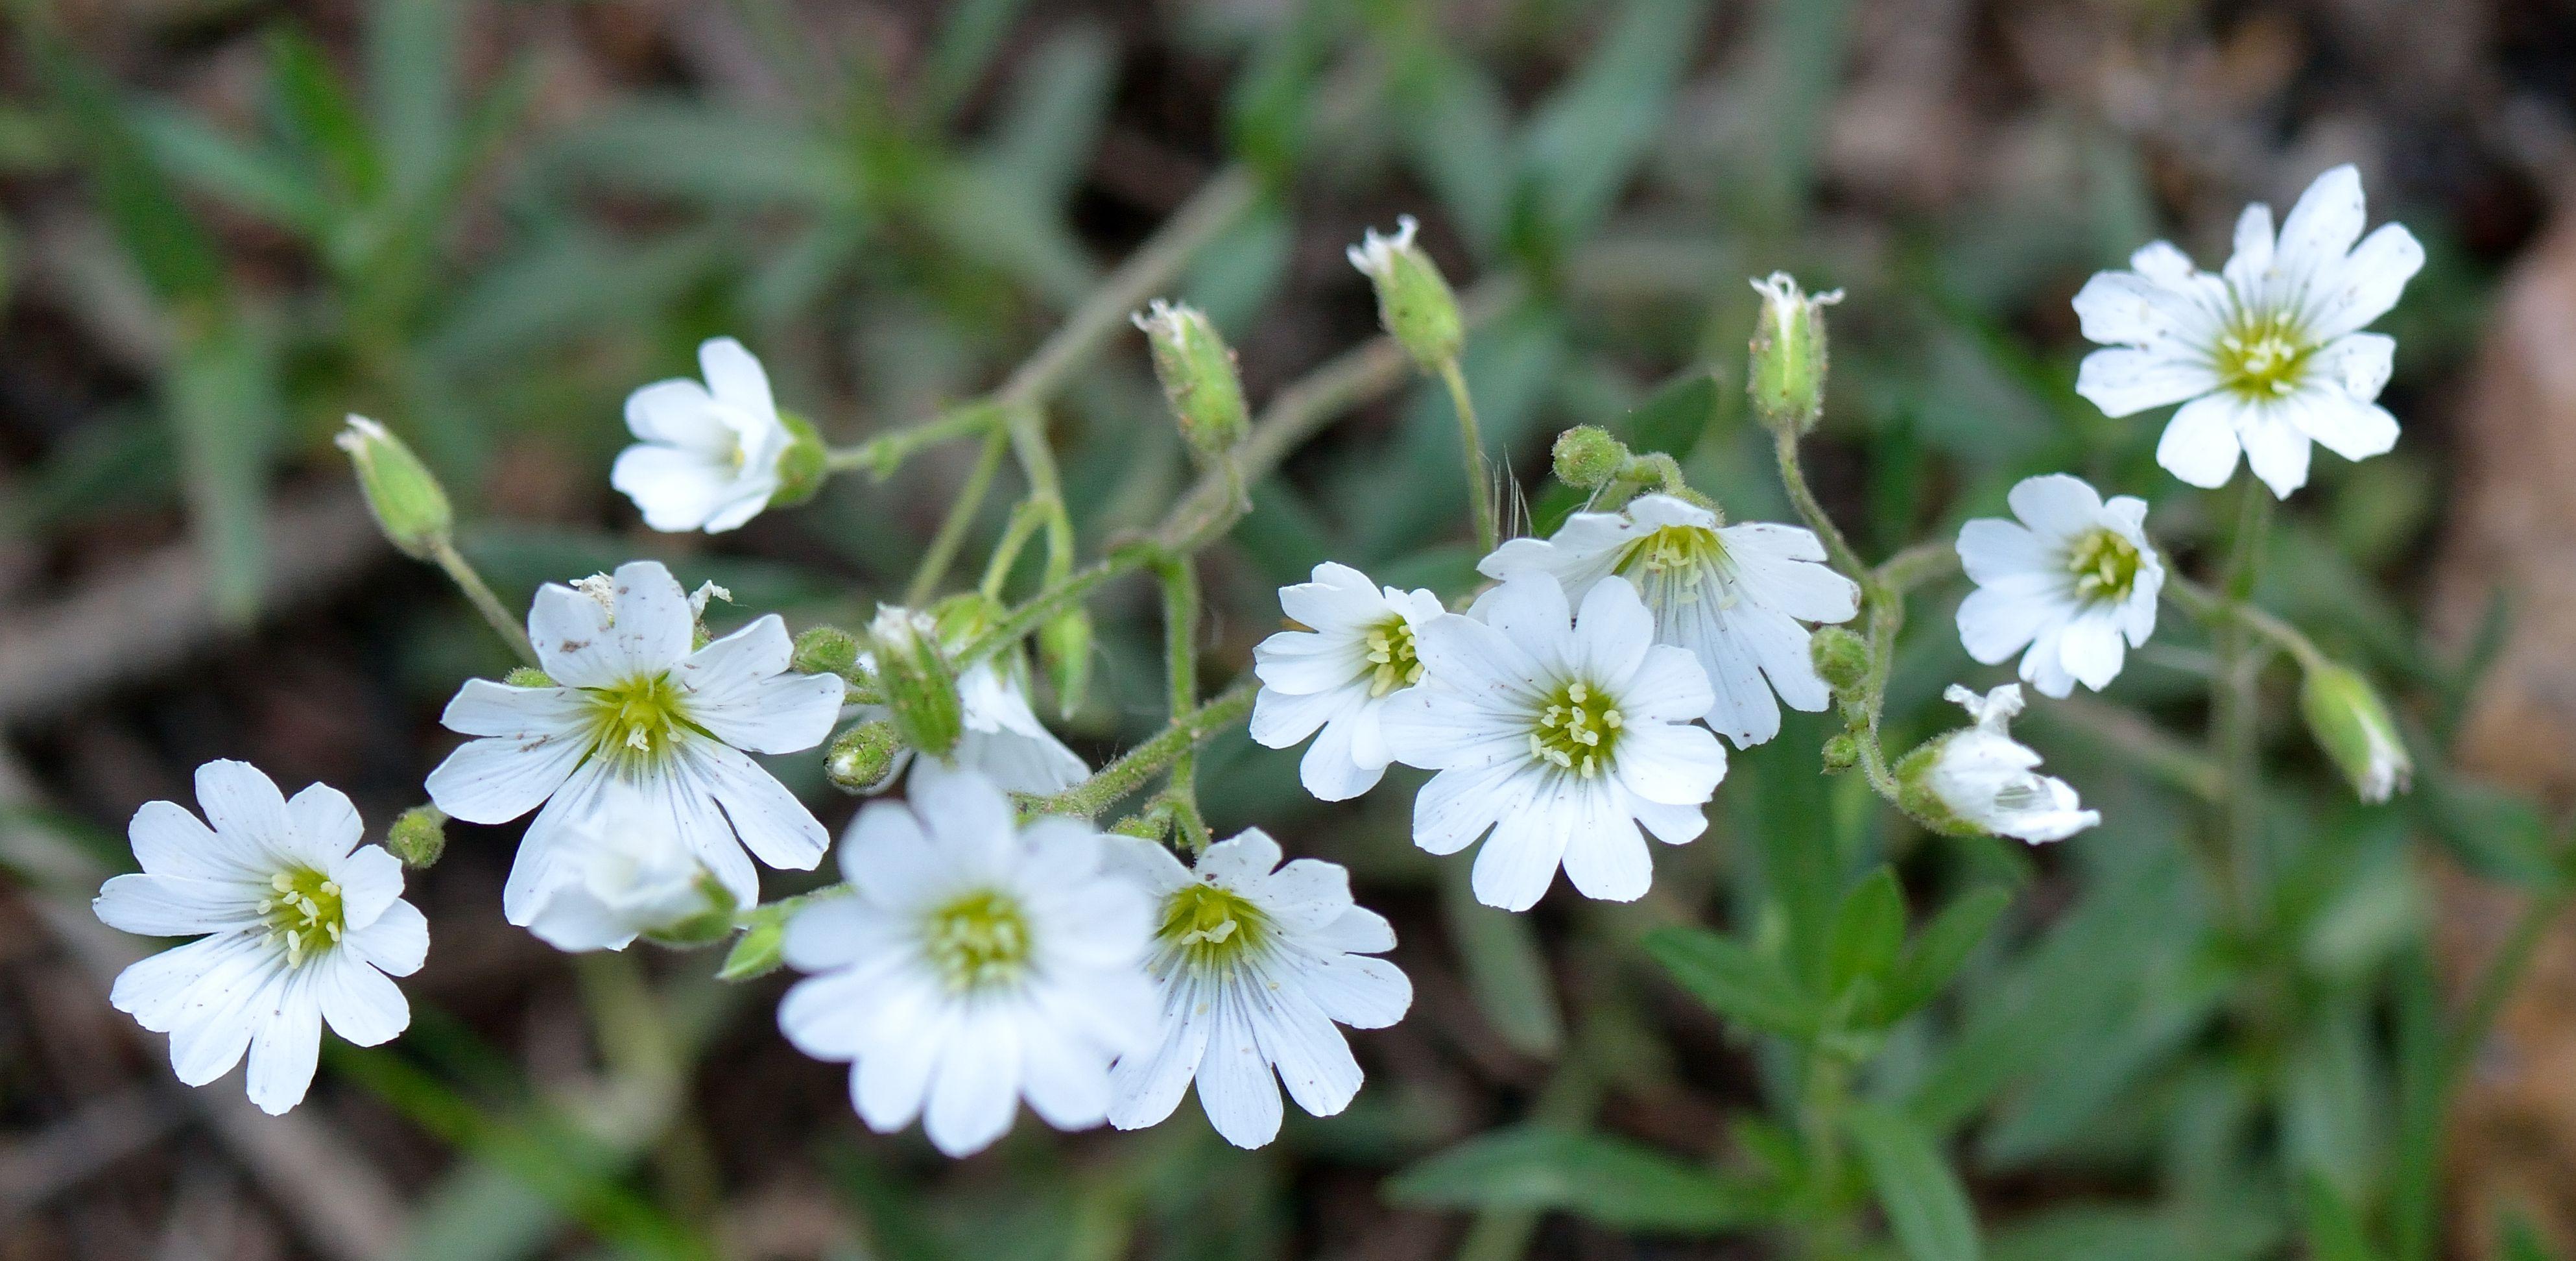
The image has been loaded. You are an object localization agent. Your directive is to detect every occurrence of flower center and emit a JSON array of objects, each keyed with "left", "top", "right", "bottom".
[
  {"left": 1361, "top": 617, "right": 1424, "bottom": 698},
  {"left": 2214, "top": 309, "right": 2313, "bottom": 398},
  {"left": 2066, "top": 527, "right": 2143, "bottom": 603},
  {"left": 1157, "top": 883, "right": 1269, "bottom": 970},
  {"left": 1616, "top": 524, "right": 1726, "bottom": 588},
  {"left": 586, "top": 673, "right": 690, "bottom": 769},
  {"left": 922, "top": 889, "right": 1032, "bottom": 992},
  {"left": 1528, "top": 679, "right": 1623, "bottom": 778},
  {"left": 259, "top": 867, "right": 346, "bottom": 966}
]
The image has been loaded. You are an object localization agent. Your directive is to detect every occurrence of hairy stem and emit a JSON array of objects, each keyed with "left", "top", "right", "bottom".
[
  {"left": 429, "top": 536, "right": 538, "bottom": 667},
  {"left": 1771, "top": 427, "right": 1872, "bottom": 585},
  {"left": 903, "top": 427, "right": 1008, "bottom": 608},
  {"left": 2202, "top": 477, "right": 2273, "bottom": 935},
  {"left": 1021, "top": 680, "right": 1258, "bottom": 820},
  {"left": 1438, "top": 356, "right": 1497, "bottom": 555},
  {"left": 1154, "top": 553, "right": 1208, "bottom": 850}
]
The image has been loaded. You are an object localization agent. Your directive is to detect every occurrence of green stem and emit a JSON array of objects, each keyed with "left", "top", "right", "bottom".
[
  {"left": 1873, "top": 539, "right": 1959, "bottom": 594},
  {"left": 1022, "top": 680, "right": 1257, "bottom": 820},
  {"left": 901, "top": 427, "right": 1008, "bottom": 608},
  {"left": 429, "top": 536, "right": 538, "bottom": 667},
  {"left": 1437, "top": 356, "right": 1497, "bottom": 554},
  {"left": 1796, "top": 1050, "right": 1860, "bottom": 1260},
  {"left": 1769, "top": 427, "right": 1904, "bottom": 804},
  {"left": 2164, "top": 575, "right": 2326, "bottom": 672},
  {"left": 980, "top": 498, "right": 1054, "bottom": 601},
  {"left": 1154, "top": 553, "right": 1208, "bottom": 850},
  {"left": 1005, "top": 405, "right": 1077, "bottom": 591},
  {"left": 822, "top": 402, "right": 999, "bottom": 477},
  {"left": 1771, "top": 427, "right": 1872, "bottom": 584},
  {"left": 2202, "top": 477, "right": 2274, "bottom": 935}
]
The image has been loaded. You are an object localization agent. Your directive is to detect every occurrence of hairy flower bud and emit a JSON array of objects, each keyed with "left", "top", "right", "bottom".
[
  {"left": 1820, "top": 732, "right": 1861, "bottom": 774},
  {"left": 792, "top": 625, "right": 861, "bottom": 680},
  {"left": 1894, "top": 684, "right": 2099, "bottom": 845},
  {"left": 1747, "top": 273, "right": 1842, "bottom": 435},
  {"left": 1809, "top": 627, "right": 1871, "bottom": 693},
  {"left": 503, "top": 666, "right": 556, "bottom": 689},
  {"left": 2299, "top": 660, "right": 2412, "bottom": 804},
  {"left": 1348, "top": 215, "right": 1464, "bottom": 370},
  {"left": 1038, "top": 606, "right": 1093, "bottom": 720},
  {"left": 825, "top": 719, "right": 907, "bottom": 795},
  {"left": 385, "top": 804, "right": 447, "bottom": 869},
  {"left": 1134, "top": 300, "right": 1250, "bottom": 466},
  {"left": 867, "top": 608, "right": 962, "bottom": 760},
  {"left": 769, "top": 410, "right": 829, "bottom": 509},
  {"left": 1551, "top": 426, "right": 1629, "bottom": 490},
  {"left": 336, "top": 415, "right": 452, "bottom": 559}
]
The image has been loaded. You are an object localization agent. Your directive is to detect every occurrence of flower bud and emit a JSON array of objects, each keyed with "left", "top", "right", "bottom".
[
  {"left": 1039, "top": 606, "right": 1093, "bottom": 719},
  {"left": 1894, "top": 684, "right": 2101, "bottom": 844},
  {"left": 928, "top": 592, "right": 1002, "bottom": 645},
  {"left": 868, "top": 605, "right": 962, "bottom": 760},
  {"left": 2299, "top": 660, "right": 2412, "bottom": 804},
  {"left": 1821, "top": 732, "right": 1860, "bottom": 775},
  {"left": 386, "top": 804, "right": 447, "bottom": 869},
  {"left": 1747, "top": 273, "right": 1842, "bottom": 435},
  {"left": 640, "top": 873, "right": 744, "bottom": 948},
  {"left": 792, "top": 625, "right": 861, "bottom": 680},
  {"left": 503, "top": 666, "right": 556, "bottom": 689},
  {"left": 1551, "top": 426, "right": 1629, "bottom": 490},
  {"left": 1809, "top": 627, "right": 1870, "bottom": 693},
  {"left": 335, "top": 415, "right": 452, "bottom": 559},
  {"left": 768, "top": 410, "right": 829, "bottom": 509},
  {"left": 824, "top": 719, "right": 906, "bottom": 795},
  {"left": 1134, "top": 300, "right": 1250, "bottom": 466},
  {"left": 1348, "top": 215, "right": 1464, "bottom": 370}
]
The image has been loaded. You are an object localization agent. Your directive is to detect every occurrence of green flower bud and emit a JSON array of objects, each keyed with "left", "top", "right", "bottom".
[
  {"left": 928, "top": 592, "right": 1003, "bottom": 645},
  {"left": 792, "top": 625, "right": 861, "bottom": 680},
  {"left": 503, "top": 666, "right": 556, "bottom": 689},
  {"left": 2299, "top": 660, "right": 2413, "bottom": 804},
  {"left": 768, "top": 410, "right": 829, "bottom": 509},
  {"left": 717, "top": 902, "right": 792, "bottom": 981},
  {"left": 825, "top": 719, "right": 907, "bottom": 795},
  {"left": 385, "top": 804, "right": 447, "bottom": 869},
  {"left": 1038, "top": 606, "right": 1093, "bottom": 720},
  {"left": 1348, "top": 215, "right": 1464, "bottom": 371},
  {"left": 1134, "top": 300, "right": 1250, "bottom": 466},
  {"left": 1809, "top": 627, "right": 1870, "bottom": 693},
  {"left": 1820, "top": 732, "right": 1861, "bottom": 774},
  {"left": 1747, "top": 273, "right": 1842, "bottom": 435},
  {"left": 1551, "top": 426, "right": 1630, "bottom": 490},
  {"left": 869, "top": 608, "right": 962, "bottom": 760},
  {"left": 1891, "top": 736, "right": 1982, "bottom": 838},
  {"left": 641, "top": 872, "right": 744, "bottom": 948},
  {"left": 335, "top": 415, "right": 452, "bottom": 559}
]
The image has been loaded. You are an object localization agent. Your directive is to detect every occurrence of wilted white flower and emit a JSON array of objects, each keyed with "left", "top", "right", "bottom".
[
  {"left": 1479, "top": 494, "right": 1859, "bottom": 748},
  {"left": 1955, "top": 474, "right": 2165, "bottom": 699},
  {"left": 613, "top": 337, "right": 794, "bottom": 533},
  {"left": 1106, "top": 830, "right": 1411, "bottom": 1149},
  {"left": 1381, "top": 573, "right": 1727, "bottom": 911},
  {"left": 1249, "top": 563, "right": 1448, "bottom": 802},
  {"left": 777, "top": 766, "right": 1154, "bottom": 1157},
  {"left": 848, "top": 608, "right": 1088, "bottom": 796},
  {"left": 1903, "top": 684, "right": 2100, "bottom": 844},
  {"left": 94, "top": 762, "right": 427, "bottom": 1115},
  {"left": 2073, "top": 164, "right": 2423, "bottom": 498},
  {"left": 423, "top": 560, "right": 844, "bottom": 924},
  {"left": 521, "top": 788, "right": 736, "bottom": 953}
]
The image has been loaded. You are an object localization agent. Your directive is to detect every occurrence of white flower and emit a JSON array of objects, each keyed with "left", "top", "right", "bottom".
[
  {"left": 848, "top": 608, "right": 1088, "bottom": 796},
  {"left": 93, "top": 761, "right": 427, "bottom": 1115},
  {"left": 1914, "top": 684, "right": 2100, "bottom": 844},
  {"left": 776, "top": 765, "right": 1155, "bottom": 1157},
  {"left": 1954, "top": 474, "right": 2165, "bottom": 699},
  {"left": 1380, "top": 573, "right": 1728, "bottom": 911},
  {"left": 2073, "top": 164, "right": 2423, "bottom": 498},
  {"left": 1105, "top": 830, "right": 1412, "bottom": 1149},
  {"left": 522, "top": 787, "right": 735, "bottom": 953},
  {"left": 1479, "top": 494, "right": 1860, "bottom": 748},
  {"left": 1249, "top": 563, "right": 1448, "bottom": 801},
  {"left": 424, "top": 559, "right": 844, "bottom": 925},
  {"left": 612, "top": 337, "right": 794, "bottom": 533}
]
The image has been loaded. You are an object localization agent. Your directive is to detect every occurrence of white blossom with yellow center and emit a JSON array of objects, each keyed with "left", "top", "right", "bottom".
[
  {"left": 612, "top": 336, "right": 796, "bottom": 533},
  {"left": 1955, "top": 474, "right": 2166, "bottom": 698},
  {"left": 1250, "top": 562, "right": 1448, "bottom": 801}
]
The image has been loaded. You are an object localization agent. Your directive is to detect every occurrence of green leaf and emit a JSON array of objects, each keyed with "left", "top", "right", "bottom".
[
  {"left": 1390, "top": 46, "right": 1515, "bottom": 254},
  {"left": 132, "top": 103, "right": 331, "bottom": 236},
  {"left": 34, "top": 34, "right": 224, "bottom": 304},
  {"left": 1516, "top": 0, "right": 1711, "bottom": 246},
  {"left": 1622, "top": 368, "right": 1718, "bottom": 462},
  {"left": 1848, "top": 1104, "right": 1982, "bottom": 1261},
  {"left": 979, "top": 25, "right": 1115, "bottom": 201},
  {"left": 1881, "top": 886, "right": 2011, "bottom": 1022},
  {"left": 1440, "top": 860, "right": 1562, "bottom": 1056},
  {"left": 167, "top": 319, "right": 278, "bottom": 623},
  {"left": 369, "top": 0, "right": 461, "bottom": 204},
  {"left": 267, "top": 27, "right": 383, "bottom": 204},
  {"left": 2296, "top": 1173, "right": 2374, "bottom": 1261},
  {"left": 1641, "top": 924, "right": 1814, "bottom": 1039},
  {"left": 1826, "top": 866, "right": 1907, "bottom": 997},
  {"left": 1385, "top": 1125, "right": 1772, "bottom": 1232},
  {"left": 920, "top": 0, "right": 1032, "bottom": 123},
  {"left": 717, "top": 905, "right": 790, "bottom": 981},
  {"left": 551, "top": 101, "right": 856, "bottom": 211}
]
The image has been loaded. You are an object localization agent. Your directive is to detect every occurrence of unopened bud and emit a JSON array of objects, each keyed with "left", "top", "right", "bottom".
[
  {"left": 641, "top": 872, "right": 744, "bottom": 948},
  {"left": 1348, "top": 215, "right": 1464, "bottom": 370},
  {"left": 503, "top": 666, "right": 555, "bottom": 689},
  {"left": 825, "top": 719, "right": 906, "bottom": 795},
  {"left": 336, "top": 416, "right": 452, "bottom": 559},
  {"left": 792, "top": 625, "right": 861, "bottom": 680},
  {"left": 1552, "top": 426, "right": 1628, "bottom": 490},
  {"left": 1747, "top": 273, "right": 1841, "bottom": 435},
  {"left": 387, "top": 804, "right": 447, "bottom": 869},
  {"left": 1821, "top": 733, "right": 1861, "bottom": 774},
  {"left": 2300, "top": 660, "right": 2412, "bottom": 804},
  {"left": 869, "top": 608, "right": 962, "bottom": 759},
  {"left": 1039, "top": 607, "right": 1093, "bottom": 719},
  {"left": 928, "top": 592, "right": 1002, "bottom": 645},
  {"left": 768, "top": 410, "right": 829, "bottom": 509},
  {"left": 1134, "top": 300, "right": 1250, "bottom": 466},
  {"left": 1809, "top": 627, "right": 1870, "bottom": 693}
]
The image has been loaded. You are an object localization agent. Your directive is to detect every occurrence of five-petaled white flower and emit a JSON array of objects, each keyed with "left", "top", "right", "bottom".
[
  {"left": 423, "top": 559, "right": 844, "bottom": 926},
  {"left": 847, "top": 608, "right": 1088, "bottom": 796},
  {"left": 776, "top": 765, "right": 1155, "bottom": 1157},
  {"left": 1381, "top": 573, "right": 1727, "bottom": 911},
  {"left": 94, "top": 761, "right": 427, "bottom": 1115},
  {"left": 2073, "top": 164, "right": 2422, "bottom": 498},
  {"left": 1106, "top": 830, "right": 1412, "bottom": 1149},
  {"left": 1250, "top": 563, "right": 1448, "bottom": 801},
  {"left": 522, "top": 787, "right": 735, "bottom": 953},
  {"left": 1479, "top": 494, "right": 1859, "bottom": 748},
  {"left": 1955, "top": 474, "right": 2165, "bottom": 699},
  {"left": 613, "top": 337, "right": 795, "bottom": 533},
  {"left": 1911, "top": 684, "right": 2100, "bottom": 844}
]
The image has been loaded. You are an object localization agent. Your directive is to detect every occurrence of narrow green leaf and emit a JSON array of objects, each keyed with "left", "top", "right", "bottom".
[
  {"left": 1848, "top": 1104, "right": 1983, "bottom": 1261},
  {"left": 2296, "top": 1173, "right": 2375, "bottom": 1261},
  {"left": 1439, "top": 860, "right": 1562, "bottom": 1056},
  {"left": 1390, "top": 47, "right": 1514, "bottom": 254},
  {"left": 34, "top": 34, "right": 223, "bottom": 303},
  {"left": 1826, "top": 866, "right": 1907, "bottom": 996},
  {"left": 980, "top": 25, "right": 1115, "bottom": 200},
  {"left": 267, "top": 27, "right": 383, "bottom": 204},
  {"left": 132, "top": 103, "right": 332, "bottom": 236},
  {"left": 1516, "top": 0, "right": 1711, "bottom": 245},
  {"left": 920, "top": 0, "right": 1032, "bottom": 123},
  {"left": 1385, "top": 1125, "right": 1772, "bottom": 1232},
  {"left": 368, "top": 0, "right": 460, "bottom": 204},
  {"left": 1641, "top": 924, "right": 1814, "bottom": 1039},
  {"left": 167, "top": 319, "right": 277, "bottom": 623},
  {"left": 1881, "top": 886, "right": 2011, "bottom": 1022}
]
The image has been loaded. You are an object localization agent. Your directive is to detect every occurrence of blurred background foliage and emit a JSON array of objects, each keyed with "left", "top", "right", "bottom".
[{"left": 1, "top": 0, "right": 2568, "bottom": 1257}]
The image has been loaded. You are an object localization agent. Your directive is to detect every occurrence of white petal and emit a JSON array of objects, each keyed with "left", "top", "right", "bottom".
[
  {"left": 346, "top": 899, "right": 429, "bottom": 976},
  {"left": 1612, "top": 722, "right": 1726, "bottom": 805},
  {"left": 2310, "top": 332, "right": 2395, "bottom": 403},
  {"left": 2075, "top": 347, "right": 2220, "bottom": 418},
  {"left": 2070, "top": 270, "right": 2222, "bottom": 353},
  {"left": 94, "top": 873, "right": 260, "bottom": 937},
  {"left": 315, "top": 953, "right": 411, "bottom": 1046},
  {"left": 1016, "top": 1018, "right": 1114, "bottom": 1131},
  {"left": 1278, "top": 563, "right": 1392, "bottom": 631},
  {"left": 1956, "top": 586, "right": 2057, "bottom": 667},
  {"left": 2291, "top": 389, "right": 2400, "bottom": 463},
  {"left": 128, "top": 799, "right": 265, "bottom": 883},
  {"left": 243, "top": 975, "right": 322, "bottom": 1115},
  {"left": 2057, "top": 614, "right": 2128, "bottom": 693},
  {"left": 438, "top": 678, "right": 591, "bottom": 738},
  {"left": 193, "top": 762, "right": 291, "bottom": 861},
  {"left": 281, "top": 782, "right": 364, "bottom": 868},
  {"left": 1303, "top": 952, "right": 1412, "bottom": 1028},
  {"left": 1472, "top": 787, "right": 1573, "bottom": 911},
  {"left": 2311, "top": 222, "right": 2423, "bottom": 341},
  {"left": 422, "top": 732, "right": 586, "bottom": 826},
  {"left": 1411, "top": 760, "right": 1525, "bottom": 856},
  {"left": 1407, "top": 614, "right": 1547, "bottom": 712},
  {"left": 2005, "top": 474, "right": 2105, "bottom": 540},
  {"left": 1195, "top": 1004, "right": 1283, "bottom": 1149},
  {"left": 852, "top": 991, "right": 946, "bottom": 1133},
  {"left": 1614, "top": 645, "right": 1715, "bottom": 725},
  {"left": 2239, "top": 404, "right": 2314, "bottom": 498},
  {"left": 1250, "top": 682, "right": 1344, "bottom": 749},
  {"left": 1571, "top": 577, "right": 1654, "bottom": 683},
  {"left": 1472, "top": 574, "right": 1577, "bottom": 677},
  {"left": 1256, "top": 992, "right": 1364, "bottom": 1119},
  {"left": 1252, "top": 630, "right": 1363, "bottom": 696},
  {"left": 1558, "top": 784, "right": 1652, "bottom": 903},
  {"left": 2223, "top": 201, "right": 2276, "bottom": 296},
  {"left": 2273, "top": 164, "right": 2367, "bottom": 289},
  {"left": 680, "top": 617, "right": 842, "bottom": 753},
  {"left": 1108, "top": 982, "right": 1211, "bottom": 1131},
  {"left": 625, "top": 378, "right": 725, "bottom": 449},
  {"left": 924, "top": 1010, "right": 1021, "bottom": 1156},
  {"left": 698, "top": 337, "right": 777, "bottom": 419},
  {"left": 1631, "top": 796, "right": 1708, "bottom": 844},
  {"left": 683, "top": 739, "right": 828, "bottom": 872},
  {"left": 1954, "top": 518, "right": 2051, "bottom": 586},
  {"left": 1721, "top": 524, "right": 1859, "bottom": 623},
  {"left": 1300, "top": 707, "right": 1389, "bottom": 802},
  {"left": 328, "top": 846, "right": 406, "bottom": 932},
  {"left": 611, "top": 445, "right": 732, "bottom": 533},
  {"left": 953, "top": 725, "right": 1090, "bottom": 797},
  {"left": 2156, "top": 394, "right": 2247, "bottom": 488}
]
